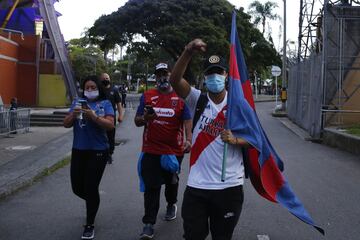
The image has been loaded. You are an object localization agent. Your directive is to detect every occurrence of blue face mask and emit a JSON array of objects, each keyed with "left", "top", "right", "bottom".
[{"left": 205, "top": 74, "right": 226, "bottom": 93}]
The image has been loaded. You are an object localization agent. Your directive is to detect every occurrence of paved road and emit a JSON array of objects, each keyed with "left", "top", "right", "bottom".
[{"left": 0, "top": 102, "right": 360, "bottom": 240}]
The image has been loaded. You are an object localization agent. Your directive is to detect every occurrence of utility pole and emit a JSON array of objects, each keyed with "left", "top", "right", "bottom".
[{"left": 282, "top": 0, "right": 287, "bottom": 111}]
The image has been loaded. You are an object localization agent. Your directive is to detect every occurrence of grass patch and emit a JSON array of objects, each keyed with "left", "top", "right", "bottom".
[
  {"left": 33, "top": 156, "right": 71, "bottom": 182},
  {"left": 345, "top": 124, "right": 360, "bottom": 137},
  {"left": 0, "top": 156, "right": 71, "bottom": 200}
]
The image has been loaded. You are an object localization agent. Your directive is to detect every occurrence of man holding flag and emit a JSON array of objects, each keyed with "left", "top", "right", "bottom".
[
  {"left": 170, "top": 40, "right": 249, "bottom": 240},
  {"left": 171, "top": 10, "right": 323, "bottom": 240}
]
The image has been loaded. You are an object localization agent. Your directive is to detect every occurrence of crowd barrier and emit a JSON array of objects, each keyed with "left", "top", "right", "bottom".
[{"left": 0, "top": 108, "right": 31, "bottom": 136}]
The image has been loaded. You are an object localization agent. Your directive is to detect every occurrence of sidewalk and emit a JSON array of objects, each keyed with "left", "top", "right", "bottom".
[
  {"left": 0, "top": 106, "right": 128, "bottom": 199},
  {"left": 0, "top": 108, "right": 73, "bottom": 198}
]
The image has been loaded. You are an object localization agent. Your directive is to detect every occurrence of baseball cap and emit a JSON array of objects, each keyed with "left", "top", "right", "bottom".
[
  {"left": 203, "top": 55, "right": 228, "bottom": 73},
  {"left": 154, "top": 63, "right": 169, "bottom": 73}
]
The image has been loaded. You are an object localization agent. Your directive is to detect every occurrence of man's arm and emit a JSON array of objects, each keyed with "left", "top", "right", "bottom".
[
  {"left": 117, "top": 102, "right": 123, "bottom": 122},
  {"left": 113, "top": 88, "right": 124, "bottom": 123},
  {"left": 183, "top": 119, "right": 192, "bottom": 153},
  {"left": 170, "top": 39, "right": 207, "bottom": 99}
]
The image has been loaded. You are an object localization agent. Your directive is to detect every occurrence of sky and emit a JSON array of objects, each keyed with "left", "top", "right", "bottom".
[{"left": 55, "top": 0, "right": 300, "bottom": 51}]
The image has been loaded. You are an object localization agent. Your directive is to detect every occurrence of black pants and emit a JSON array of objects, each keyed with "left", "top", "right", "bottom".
[
  {"left": 141, "top": 153, "right": 183, "bottom": 224},
  {"left": 182, "top": 185, "right": 244, "bottom": 240},
  {"left": 70, "top": 149, "right": 107, "bottom": 225},
  {"left": 106, "top": 129, "right": 115, "bottom": 155},
  {"left": 121, "top": 93, "right": 126, "bottom": 107},
  {"left": 106, "top": 117, "right": 116, "bottom": 155}
]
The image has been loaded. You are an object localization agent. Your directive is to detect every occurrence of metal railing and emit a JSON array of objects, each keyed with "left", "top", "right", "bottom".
[
  {"left": 0, "top": 108, "right": 31, "bottom": 136},
  {"left": 0, "top": 27, "right": 24, "bottom": 40}
]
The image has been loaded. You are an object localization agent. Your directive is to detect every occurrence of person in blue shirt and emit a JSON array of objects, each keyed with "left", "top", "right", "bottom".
[{"left": 63, "top": 75, "right": 114, "bottom": 240}]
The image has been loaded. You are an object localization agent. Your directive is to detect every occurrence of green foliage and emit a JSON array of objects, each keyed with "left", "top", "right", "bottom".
[
  {"left": 67, "top": 37, "right": 106, "bottom": 82},
  {"left": 345, "top": 124, "right": 360, "bottom": 137},
  {"left": 248, "top": 1, "right": 280, "bottom": 35},
  {"left": 137, "top": 85, "right": 146, "bottom": 93},
  {"left": 88, "top": 0, "right": 281, "bottom": 84}
]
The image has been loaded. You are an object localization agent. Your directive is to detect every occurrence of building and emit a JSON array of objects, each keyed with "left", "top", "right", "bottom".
[{"left": 0, "top": 0, "right": 68, "bottom": 107}]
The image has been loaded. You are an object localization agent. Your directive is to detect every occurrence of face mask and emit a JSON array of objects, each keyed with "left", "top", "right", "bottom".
[
  {"left": 102, "top": 80, "right": 110, "bottom": 86},
  {"left": 205, "top": 74, "right": 226, "bottom": 93},
  {"left": 157, "top": 76, "right": 170, "bottom": 90},
  {"left": 84, "top": 90, "right": 99, "bottom": 100}
]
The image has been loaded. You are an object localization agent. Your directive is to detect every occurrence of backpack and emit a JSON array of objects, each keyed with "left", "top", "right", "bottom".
[{"left": 192, "top": 94, "right": 208, "bottom": 132}]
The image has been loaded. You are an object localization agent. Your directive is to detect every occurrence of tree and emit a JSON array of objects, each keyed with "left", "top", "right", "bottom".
[
  {"left": 248, "top": 1, "right": 279, "bottom": 35},
  {"left": 88, "top": 14, "right": 129, "bottom": 63},
  {"left": 67, "top": 37, "right": 106, "bottom": 82},
  {"left": 89, "top": 0, "right": 281, "bottom": 84}
]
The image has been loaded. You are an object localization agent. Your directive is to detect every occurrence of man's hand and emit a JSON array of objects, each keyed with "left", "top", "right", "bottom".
[
  {"left": 221, "top": 129, "right": 236, "bottom": 145},
  {"left": 144, "top": 108, "right": 157, "bottom": 121},
  {"left": 185, "top": 39, "right": 207, "bottom": 54},
  {"left": 183, "top": 139, "right": 192, "bottom": 153},
  {"left": 118, "top": 114, "right": 123, "bottom": 123},
  {"left": 221, "top": 130, "right": 248, "bottom": 146}
]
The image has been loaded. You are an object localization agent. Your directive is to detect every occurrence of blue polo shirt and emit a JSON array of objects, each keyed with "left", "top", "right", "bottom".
[{"left": 69, "top": 99, "right": 114, "bottom": 150}]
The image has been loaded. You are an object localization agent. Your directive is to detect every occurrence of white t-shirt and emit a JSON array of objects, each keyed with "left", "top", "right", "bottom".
[{"left": 185, "top": 87, "right": 244, "bottom": 190}]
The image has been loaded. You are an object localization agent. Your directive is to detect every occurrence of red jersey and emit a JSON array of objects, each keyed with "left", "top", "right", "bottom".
[{"left": 141, "top": 89, "right": 187, "bottom": 156}]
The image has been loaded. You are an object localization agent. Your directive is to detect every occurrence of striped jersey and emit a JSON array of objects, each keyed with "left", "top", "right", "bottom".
[{"left": 185, "top": 87, "right": 244, "bottom": 189}]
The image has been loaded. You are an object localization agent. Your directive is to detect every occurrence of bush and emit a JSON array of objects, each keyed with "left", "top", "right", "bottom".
[{"left": 138, "top": 85, "right": 146, "bottom": 93}]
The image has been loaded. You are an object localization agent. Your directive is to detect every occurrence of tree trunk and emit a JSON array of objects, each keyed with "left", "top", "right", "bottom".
[{"left": 262, "top": 16, "right": 266, "bottom": 35}]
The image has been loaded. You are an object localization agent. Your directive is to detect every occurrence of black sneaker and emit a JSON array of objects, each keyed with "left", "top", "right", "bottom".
[
  {"left": 140, "top": 223, "right": 154, "bottom": 239},
  {"left": 107, "top": 155, "right": 113, "bottom": 164},
  {"left": 164, "top": 204, "right": 177, "bottom": 221},
  {"left": 81, "top": 225, "right": 94, "bottom": 239}
]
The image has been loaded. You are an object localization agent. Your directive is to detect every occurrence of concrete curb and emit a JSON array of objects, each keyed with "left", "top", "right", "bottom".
[
  {"left": 277, "top": 118, "right": 312, "bottom": 141},
  {"left": 0, "top": 131, "right": 73, "bottom": 199},
  {"left": 323, "top": 128, "right": 360, "bottom": 155},
  {"left": 254, "top": 99, "right": 276, "bottom": 103}
]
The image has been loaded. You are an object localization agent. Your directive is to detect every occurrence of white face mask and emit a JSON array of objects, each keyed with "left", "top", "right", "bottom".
[{"left": 84, "top": 90, "right": 99, "bottom": 100}]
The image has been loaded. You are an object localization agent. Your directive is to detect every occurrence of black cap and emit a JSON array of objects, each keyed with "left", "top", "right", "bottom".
[
  {"left": 203, "top": 55, "right": 228, "bottom": 73},
  {"left": 154, "top": 63, "right": 169, "bottom": 74}
]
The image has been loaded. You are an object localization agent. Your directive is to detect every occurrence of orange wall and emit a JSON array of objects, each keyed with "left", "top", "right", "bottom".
[
  {"left": 17, "top": 64, "right": 37, "bottom": 106},
  {"left": 11, "top": 35, "right": 38, "bottom": 62},
  {"left": 0, "top": 35, "right": 38, "bottom": 106},
  {"left": 0, "top": 60, "right": 17, "bottom": 104},
  {"left": 0, "top": 36, "right": 18, "bottom": 104},
  {"left": 0, "top": 38, "right": 18, "bottom": 59}
]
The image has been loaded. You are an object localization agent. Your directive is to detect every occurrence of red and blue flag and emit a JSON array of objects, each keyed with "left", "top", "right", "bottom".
[{"left": 226, "top": 10, "right": 324, "bottom": 235}]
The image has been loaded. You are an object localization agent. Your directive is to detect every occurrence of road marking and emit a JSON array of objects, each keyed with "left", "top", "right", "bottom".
[
  {"left": 257, "top": 235, "right": 270, "bottom": 240},
  {"left": 6, "top": 145, "right": 36, "bottom": 150}
]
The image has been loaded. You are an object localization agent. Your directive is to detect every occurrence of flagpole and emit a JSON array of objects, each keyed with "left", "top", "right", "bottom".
[{"left": 221, "top": 143, "right": 228, "bottom": 182}]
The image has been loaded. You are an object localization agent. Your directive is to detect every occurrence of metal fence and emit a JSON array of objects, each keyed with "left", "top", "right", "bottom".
[
  {"left": 0, "top": 108, "right": 31, "bottom": 136},
  {"left": 288, "top": 4, "right": 360, "bottom": 139},
  {"left": 288, "top": 54, "right": 323, "bottom": 139}
]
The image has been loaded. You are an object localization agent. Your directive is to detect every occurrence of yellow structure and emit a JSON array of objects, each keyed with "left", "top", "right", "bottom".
[
  {"left": 329, "top": 51, "right": 360, "bottom": 126},
  {"left": 38, "top": 74, "right": 68, "bottom": 107}
]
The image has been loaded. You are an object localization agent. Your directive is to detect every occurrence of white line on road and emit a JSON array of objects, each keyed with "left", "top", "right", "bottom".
[{"left": 257, "top": 235, "right": 270, "bottom": 240}]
